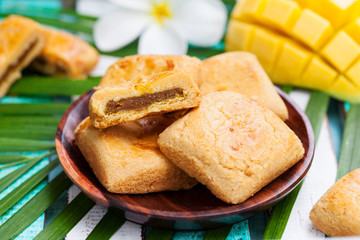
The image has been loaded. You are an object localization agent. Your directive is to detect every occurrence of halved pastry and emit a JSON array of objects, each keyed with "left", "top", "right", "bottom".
[
  {"left": 89, "top": 71, "right": 201, "bottom": 128},
  {"left": 31, "top": 27, "right": 99, "bottom": 79},
  {"left": 98, "top": 54, "right": 202, "bottom": 87},
  {"left": 74, "top": 116, "right": 197, "bottom": 194},
  {"left": 200, "top": 51, "right": 289, "bottom": 121},
  {"left": 0, "top": 15, "right": 45, "bottom": 97}
]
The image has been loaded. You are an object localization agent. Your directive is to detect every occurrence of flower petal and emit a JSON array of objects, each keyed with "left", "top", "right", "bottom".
[
  {"left": 170, "top": 0, "right": 227, "bottom": 47},
  {"left": 138, "top": 24, "right": 188, "bottom": 55},
  {"left": 108, "top": 0, "right": 151, "bottom": 12},
  {"left": 94, "top": 10, "right": 150, "bottom": 52}
]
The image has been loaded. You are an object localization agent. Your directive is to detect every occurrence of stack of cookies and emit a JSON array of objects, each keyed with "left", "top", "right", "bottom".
[
  {"left": 0, "top": 15, "right": 99, "bottom": 97},
  {"left": 75, "top": 53, "right": 305, "bottom": 204}
]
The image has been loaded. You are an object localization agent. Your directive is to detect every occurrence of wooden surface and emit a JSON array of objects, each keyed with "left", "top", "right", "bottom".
[{"left": 55, "top": 87, "right": 314, "bottom": 230}]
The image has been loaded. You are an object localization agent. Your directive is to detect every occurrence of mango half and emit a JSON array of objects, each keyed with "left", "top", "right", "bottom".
[{"left": 226, "top": 0, "right": 360, "bottom": 103}]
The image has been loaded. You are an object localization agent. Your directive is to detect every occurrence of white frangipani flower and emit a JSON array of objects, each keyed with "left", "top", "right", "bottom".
[{"left": 94, "top": 0, "right": 228, "bottom": 54}]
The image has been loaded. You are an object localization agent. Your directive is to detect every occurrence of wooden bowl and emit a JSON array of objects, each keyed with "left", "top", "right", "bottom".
[{"left": 56, "top": 89, "right": 314, "bottom": 230}]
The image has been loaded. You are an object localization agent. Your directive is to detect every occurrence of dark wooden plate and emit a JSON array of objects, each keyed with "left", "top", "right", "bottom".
[{"left": 56, "top": 88, "right": 314, "bottom": 230}]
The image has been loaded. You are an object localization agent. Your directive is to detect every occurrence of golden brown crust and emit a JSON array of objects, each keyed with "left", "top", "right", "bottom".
[
  {"left": 200, "top": 51, "right": 289, "bottom": 121},
  {"left": 310, "top": 168, "right": 360, "bottom": 236},
  {"left": 0, "top": 15, "right": 45, "bottom": 97},
  {"left": 31, "top": 27, "right": 99, "bottom": 79},
  {"left": 74, "top": 116, "right": 197, "bottom": 194},
  {"left": 158, "top": 91, "right": 304, "bottom": 204},
  {"left": 98, "top": 54, "right": 202, "bottom": 87},
  {"left": 89, "top": 71, "right": 201, "bottom": 128}
]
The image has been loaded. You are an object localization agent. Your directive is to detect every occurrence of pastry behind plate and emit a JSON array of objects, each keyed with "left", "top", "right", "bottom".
[
  {"left": 74, "top": 116, "right": 197, "bottom": 194},
  {"left": 200, "top": 51, "right": 289, "bottom": 120},
  {"left": 0, "top": 15, "right": 45, "bottom": 97},
  {"left": 31, "top": 26, "right": 99, "bottom": 79}
]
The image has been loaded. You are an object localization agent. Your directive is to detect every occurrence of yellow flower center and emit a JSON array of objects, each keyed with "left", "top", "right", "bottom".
[{"left": 151, "top": 2, "right": 172, "bottom": 25}]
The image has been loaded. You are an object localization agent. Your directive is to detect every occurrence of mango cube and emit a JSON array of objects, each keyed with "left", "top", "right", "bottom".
[
  {"left": 311, "top": 0, "right": 359, "bottom": 29},
  {"left": 327, "top": 75, "right": 360, "bottom": 101},
  {"left": 321, "top": 31, "right": 360, "bottom": 72},
  {"left": 249, "top": 27, "right": 284, "bottom": 74},
  {"left": 344, "top": 17, "right": 360, "bottom": 44},
  {"left": 291, "top": 0, "right": 312, "bottom": 8},
  {"left": 231, "top": 0, "right": 267, "bottom": 21},
  {"left": 300, "top": 56, "right": 338, "bottom": 90},
  {"left": 292, "top": 9, "right": 334, "bottom": 50},
  {"left": 346, "top": 59, "right": 360, "bottom": 86},
  {"left": 261, "top": 0, "right": 301, "bottom": 32},
  {"left": 272, "top": 41, "right": 311, "bottom": 85},
  {"left": 225, "top": 20, "right": 254, "bottom": 52}
]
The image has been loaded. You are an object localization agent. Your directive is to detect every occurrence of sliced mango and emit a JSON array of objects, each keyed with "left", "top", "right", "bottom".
[
  {"left": 344, "top": 17, "right": 360, "bottom": 44},
  {"left": 346, "top": 59, "right": 360, "bottom": 86},
  {"left": 225, "top": 20, "right": 254, "bottom": 52},
  {"left": 300, "top": 56, "right": 338, "bottom": 90},
  {"left": 321, "top": 31, "right": 360, "bottom": 72},
  {"left": 327, "top": 75, "right": 360, "bottom": 102},
  {"left": 310, "top": 0, "right": 359, "bottom": 29},
  {"left": 272, "top": 41, "right": 311, "bottom": 85},
  {"left": 291, "top": 10, "right": 334, "bottom": 50},
  {"left": 249, "top": 27, "right": 284, "bottom": 73},
  {"left": 261, "top": 0, "right": 301, "bottom": 32},
  {"left": 226, "top": 0, "right": 360, "bottom": 103}
]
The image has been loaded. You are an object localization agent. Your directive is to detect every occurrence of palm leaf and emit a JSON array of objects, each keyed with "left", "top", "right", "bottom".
[
  {"left": 337, "top": 104, "right": 360, "bottom": 179},
  {"left": 0, "top": 128, "right": 56, "bottom": 140},
  {"left": 0, "top": 103, "right": 69, "bottom": 115},
  {"left": 0, "top": 160, "right": 59, "bottom": 216},
  {"left": 0, "top": 151, "right": 55, "bottom": 193},
  {"left": 34, "top": 193, "right": 95, "bottom": 240},
  {"left": 9, "top": 76, "right": 100, "bottom": 96},
  {"left": 0, "top": 13, "right": 93, "bottom": 34},
  {"left": 203, "top": 225, "right": 232, "bottom": 240},
  {"left": 86, "top": 211, "right": 125, "bottom": 240},
  {"left": 0, "top": 116, "right": 61, "bottom": 126},
  {"left": 0, "top": 172, "right": 72, "bottom": 240},
  {"left": 147, "top": 228, "right": 175, "bottom": 240},
  {"left": 0, "top": 154, "right": 31, "bottom": 164},
  {"left": 0, "top": 138, "right": 55, "bottom": 151}
]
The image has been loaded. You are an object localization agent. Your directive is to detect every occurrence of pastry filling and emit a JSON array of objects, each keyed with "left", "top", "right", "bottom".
[
  {"left": 33, "top": 57, "right": 68, "bottom": 75},
  {"left": 0, "top": 39, "right": 38, "bottom": 81},
  {"left": 105, "top": 88, "right": 184, "bottom": 113}
]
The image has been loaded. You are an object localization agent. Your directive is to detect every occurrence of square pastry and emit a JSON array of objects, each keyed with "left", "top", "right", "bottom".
[
  {"left": 75, "top": 116, "right": 197, "bottom": 194},
  {"left": 158, "top": 91, "right": 304, "bottom": 204}
]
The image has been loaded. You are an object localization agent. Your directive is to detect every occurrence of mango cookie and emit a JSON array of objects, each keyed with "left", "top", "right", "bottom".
[
  {"left": 310, "top": 168, "right": 360, "bottom": 237},
  {"left": 31, "top": 27, "right": 99, "bottom": 79},
  {"left": 199, "top": 51, "right": 288, "bottom": 120},
  {"left": 158, "top": 91, "right": 304, "bottom": 204},
  {"left": 98, "top": 54, "right": 202, "bottom": 87},
  {"left": 74, "top": 116, "right": 197, "bottom": 194},
  {"left": 0, "top": 15, "right": 45, "bottom": 97},
  {"left": 89, "top": 71, "right": 201, "bottom": 128}
]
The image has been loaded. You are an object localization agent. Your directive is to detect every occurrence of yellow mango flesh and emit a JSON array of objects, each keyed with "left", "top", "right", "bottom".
[{"left": 226, "top": 0, "right": 360, "bottom": 103}]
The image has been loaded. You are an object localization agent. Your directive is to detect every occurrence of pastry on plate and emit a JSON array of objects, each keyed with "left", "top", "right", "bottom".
[
  {"left": 98, "top": 54, "right": 202, "bottom": 87},
  {"left": 310, "top": 168, "right": 360, "bottom": 236},
  {"left": 200, "top": 51, "right": 289, "bottom": 120},
  {"left": 89, "top": 71, "right": 201, "bottom": 128},
  {"left": 0, "top": 15, "right": 45, "bottom": 97},
  {"left": 158, "top": 91, "right": 304, "bottom": 204},
  {"left": 31, "top": 27, "right": 99, "bottom": 79},
  {"left": 74, "top": 116, "right": 197, "bottom": 194}
]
